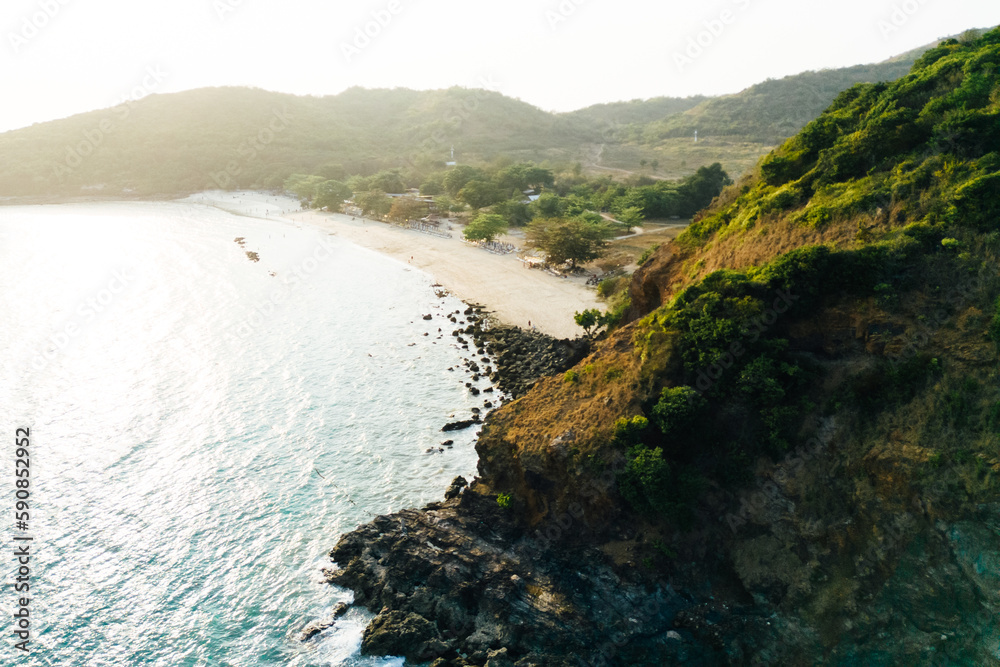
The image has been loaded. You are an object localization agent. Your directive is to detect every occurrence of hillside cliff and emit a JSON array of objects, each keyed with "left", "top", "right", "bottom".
[{"left": 322, "top": 29, "right": 1000, "bottom": 666}]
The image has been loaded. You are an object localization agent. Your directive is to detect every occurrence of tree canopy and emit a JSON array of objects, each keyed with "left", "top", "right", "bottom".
[
  {"left": 526, "top": 217, "right": 615, "bottom": 267},
  {"left": 463, "top": 213, "right": 508, "bottom": 243},
  {"left": 355, "top": 190, "right": 392, "bottom": 217}
]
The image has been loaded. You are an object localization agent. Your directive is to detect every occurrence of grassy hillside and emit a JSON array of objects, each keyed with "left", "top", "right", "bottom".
[
  {"left": 472, "top": 26, "right": 1000, "bottom": 662},
  {"left": 631, "top": 61, "right": 921, "bottom": 145},
  {"left": 0, "top": 39, "right": 960, "bottom": 198},
  {"left": 0, "top": 86, "right": 595, "bottom": 197},
  {"left": 560, "top": 95, "right": 708, "bottom": 128}
]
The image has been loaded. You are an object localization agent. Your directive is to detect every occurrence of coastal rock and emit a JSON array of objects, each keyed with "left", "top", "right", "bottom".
[
  {"left": 462, "top": 321, "right": 589, "bottom": 399},
  {"left": 442, "top": 419, "right": 478, "bottom": 432},
  {"left": 361, "top": 609, "right": 450, "bottom": 661},
  {"left": 444, "top": 476, "right": 467, "bottom": 499},
  {"left": 298, "top": 601, "right": 349, "bottom": 641},
  {"left": 325, "top": 491, "right": 750, "bottom": 666}
]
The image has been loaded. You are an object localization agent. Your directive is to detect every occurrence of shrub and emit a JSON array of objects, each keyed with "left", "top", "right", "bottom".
[
  {"left": 597, "top": 275, "right": 628, "bottom": 299},
  {"left": 613, "top": 415, "right": 649, "bottom": 446},
  {"left": 637, "top": 244, "right": 661, "bottom": 266},
  {"left": 496, "top": 493, "right": 512, "bottom": 509},
  {"left": 988, "top": 297, "right": 1000, "bottom": 346},
  {"left": 564, "top": 369, "right": 579, "bottom": 384},
  {"left": 651, "top": 386, "right": 706, "bottom": 436}
]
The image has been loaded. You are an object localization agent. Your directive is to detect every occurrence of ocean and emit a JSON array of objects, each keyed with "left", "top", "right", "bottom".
[{"left": 0, "top": 196, "right": 488, "bottom": 666}]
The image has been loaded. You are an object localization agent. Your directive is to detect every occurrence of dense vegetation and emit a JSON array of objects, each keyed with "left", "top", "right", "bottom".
[
  {"left": 628, "top": 61, "right": 921, "bottom": 145},
  {"left": 0, "top": 38, "right": 947, "bottom": 198},
  {"left": 613, "top": 27, "right": 1000, "bottom": 528}
]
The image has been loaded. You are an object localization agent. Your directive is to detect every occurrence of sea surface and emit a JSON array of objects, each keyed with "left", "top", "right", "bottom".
[{"left": 0, "top": 196, "right": 488, "bottom": 666}]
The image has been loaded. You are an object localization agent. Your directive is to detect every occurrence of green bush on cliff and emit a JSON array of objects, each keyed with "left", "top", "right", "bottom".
[
  {"left": 618, "top": 444, "right": 706, "bottom": 526},
  {"left": 612, "top": 415, "right": 649, "bottom": 446},
  {"left": 677, "top": 29, "right": 1000, "bottom": 250},
  {"left": 650, "top": 386, "right": 705, "bottom": 436}
]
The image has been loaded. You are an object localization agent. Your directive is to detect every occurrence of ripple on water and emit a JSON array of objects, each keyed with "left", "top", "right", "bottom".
[{"left": 0, "top": 199, "right": 486, "bottom": 666}]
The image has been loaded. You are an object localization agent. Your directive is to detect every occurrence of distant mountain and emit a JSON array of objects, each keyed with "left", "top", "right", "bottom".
[
  {"left": 560, "top": 96, "right": 709, "bottom": 129},
  {"left": 625, "top": 60, "right": 920, "bottom": 145},
  {"left": 0, "top": 34, "right": 969, "bottom": 197},
  {"left": 0, "top": 86, "right": 595, "bottom": 197}
]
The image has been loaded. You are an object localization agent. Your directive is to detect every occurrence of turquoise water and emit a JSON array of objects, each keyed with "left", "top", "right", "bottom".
[{"left": 0, "top": 200, "right": 487, "bottom": 666}]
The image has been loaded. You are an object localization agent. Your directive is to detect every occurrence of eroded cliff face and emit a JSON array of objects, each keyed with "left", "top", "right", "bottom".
[
  {"left": 322, "top": 31, "right": 1000, "bottom": 663},
  {"left": 319, "top": 257, "right": 1000, "bottom": 664}
]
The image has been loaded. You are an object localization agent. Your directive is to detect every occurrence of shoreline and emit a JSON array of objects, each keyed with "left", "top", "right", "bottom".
[
  {"left": 3, "top": 189, "right": 605, "bottom": 339},
  {"left": 288, "top": 208, "right": 603, "bottom": 339}
]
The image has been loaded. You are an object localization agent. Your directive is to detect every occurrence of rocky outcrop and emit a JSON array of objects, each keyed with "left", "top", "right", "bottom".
[
  {"left": 624, "top": 242, "right": 677, "bottom": 323},
  {"left": 446, "top": 304, "right": 589, "bottom": 400},
  {"left": 298, "top": 602, "right": 349, "bottom": 641},
  {"left": 325, "top": 486, "right": 790, "bottom": 666}
]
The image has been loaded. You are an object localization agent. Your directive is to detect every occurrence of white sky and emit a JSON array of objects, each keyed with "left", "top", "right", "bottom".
[{"left": 0, "top": 0, "right": 996, "bottom": 133}]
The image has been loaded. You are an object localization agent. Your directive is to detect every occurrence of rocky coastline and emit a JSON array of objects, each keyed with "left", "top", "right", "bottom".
[
  {"left": 305, "top": 287, "right": 1000, "bottom": 665},
  {"left": 437, "top": 305, "right": 590, "bottom": 438}
]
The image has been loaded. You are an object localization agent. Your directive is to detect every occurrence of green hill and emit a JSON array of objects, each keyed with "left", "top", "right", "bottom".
[
  {"left": 0, "top": 86, "right": 595, "bottom": 197},
  {"left": 327, "top": 27, "right": 1000, "bottom": 666},
  {"left": 0, "top": 35, "right": 969, "bottom": 198},
  {"left": 629, "top": 60, "right": 920, "bottom": 145}
]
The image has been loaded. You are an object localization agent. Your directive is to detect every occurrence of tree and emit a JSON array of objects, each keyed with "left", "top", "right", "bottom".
[
  {"left": 369, "top": 169, "right": 406, "bottom": 194},
  {"left": 463, "top": 214, "right": 508, "bottom": 243},
  {"left": 388, "top": 197, "right": 428, "bottom": 222},
  {"left": 355, "top": 190, "right": 392, "bottom": 217},
  {"left": 574, "top": 308, "right": 612, "bottom": 337},
  {"left": 494, "top": 199, "right": 533, "bottom": 226},
  {"left": 677, "top": 163, "right": 732, "bottom": 216},
  {"left": 433, "top": 194, "right": 462, "bottom": 214},
  {"left": 457, "top": 180, "right": 504, "bottom": 209},
  {"left": 526, "top": 217, "right": 614, "bottom": 268},
  {"left": 617, "top": 206, "right": 645, "bottom": 231},
  {"left": 495, "top": 163, "right": 555, "bottom": 193},
  {"left": 443, "top": 165, "right": 485, "bottom": 195},
  {"left": 419, "top": 177, "right": 444, "bottom": 195},
  {"left": 531, "top": 192, "right": 565, "bottom": 218},
  {"left": 347, "top": 174, "right": 373, "bottom": 192},
  {"left": 313, "top": 180, "right": 353, "bottom": 211},
  {"left": 285, "top": 174, "right": 326, "bottom": 202}
]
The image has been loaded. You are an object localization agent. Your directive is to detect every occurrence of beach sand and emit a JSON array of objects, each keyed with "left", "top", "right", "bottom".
[
  {"left": 183, "top": 191, "right": 604, "bottom": 339},
  {"left": 290, "top": 209, "right": 603, "bottom": 339}
]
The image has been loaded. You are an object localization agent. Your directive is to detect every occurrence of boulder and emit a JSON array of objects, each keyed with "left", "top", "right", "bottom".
[{"left": 361, "top": 609, "right": 450, "bottom": 661}]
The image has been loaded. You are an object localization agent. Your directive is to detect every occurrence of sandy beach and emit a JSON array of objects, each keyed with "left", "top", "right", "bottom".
[
  {"left": 291, "top": 209, "right": 603, "bottom": 339},
  {"left": 184, "top": 191, "right": 604, "bottom": 339}
]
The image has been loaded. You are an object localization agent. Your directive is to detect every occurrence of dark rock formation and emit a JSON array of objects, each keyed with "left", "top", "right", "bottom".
[
  {"left": 442, "top": 418, "right": 479, "bottom": 432},
  {"left": 361, "top": 609, "right": 450, "bottom": 661},
  {"left": 298, "top": 601, "right": 349, "bottom": 641}
]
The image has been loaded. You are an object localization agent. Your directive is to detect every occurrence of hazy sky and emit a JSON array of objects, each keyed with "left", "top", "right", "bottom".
[{"left": 1, "top": 0, "right": 996, "bottom": 133}]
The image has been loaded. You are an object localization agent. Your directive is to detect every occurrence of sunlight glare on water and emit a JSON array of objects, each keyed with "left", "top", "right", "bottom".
[{"left": 0, "top": 199, "right": 485, "bottom": 666}]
